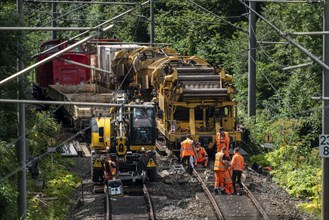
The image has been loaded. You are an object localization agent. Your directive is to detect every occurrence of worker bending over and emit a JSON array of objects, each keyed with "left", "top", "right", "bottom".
[
  {"left": 230, "top": 148, "right": 245, "bottom": 195},
  {"left": 180, "top": 134, "right": 197, "bottom": 175},
  {"left": 214, "top": 147, "right": 229, "bottom": 194},
  {"left": 194, "top": 142, "right": 208, "bottom": 167}
]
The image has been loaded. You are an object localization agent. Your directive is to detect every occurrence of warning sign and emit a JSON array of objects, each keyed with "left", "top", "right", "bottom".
[{"left": 264, "top": 133, "right": 273, "bottom": 143}]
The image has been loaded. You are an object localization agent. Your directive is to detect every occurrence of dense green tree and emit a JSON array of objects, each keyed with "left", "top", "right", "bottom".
[{"left": 223, "top": 2, "right": 323, "bottom": 216}]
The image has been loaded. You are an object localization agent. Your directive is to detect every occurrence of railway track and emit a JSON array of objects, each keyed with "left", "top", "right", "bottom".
[
  {"left": 194, "top": 165, "right": 272, "bottom": 220},
  {"left": 109, "top": 183, "right": 155, "bottom": 220},
  {"left": 70, "top": 182, "right": 155, "bottom": 220},
  {"left": 69, "top": 140, "right": 304, "bottom": 220}
]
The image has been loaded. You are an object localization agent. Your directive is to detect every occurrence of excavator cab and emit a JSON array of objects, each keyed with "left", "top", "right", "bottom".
[{"left": 130, "top": 107, "right": 156, "bottom": 147}]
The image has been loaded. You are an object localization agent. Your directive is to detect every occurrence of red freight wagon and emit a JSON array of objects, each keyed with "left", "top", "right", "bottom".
[{"left": 34, "top": 40, "right": 89, "bottom": 98}]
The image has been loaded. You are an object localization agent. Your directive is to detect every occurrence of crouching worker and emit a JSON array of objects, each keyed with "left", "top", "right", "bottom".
[
  {"left": 214, "top": 147, "right": 228, "bottom": 194},
  {"left": 194, "top": 142, "right": 208, "bottom": 167},
  {"left": 104, "top": 157, "right": 118, "bottom": 183}
]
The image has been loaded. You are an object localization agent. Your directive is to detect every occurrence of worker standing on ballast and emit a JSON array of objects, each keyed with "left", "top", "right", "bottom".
[
  {"left": 216, "top": 127, "right": 230, "bottom": 160},
  {"left": 230, "top": 148, "right": 245, "bottom": 195},
  {"left": 194, "top": 142, "right": 208, "bottom": 167},
  {"left": 214, "top": 147, "right": 228, "bottom": 194},
  {"left": 180, "top": 134, "right": 197, "bottom": 175}
]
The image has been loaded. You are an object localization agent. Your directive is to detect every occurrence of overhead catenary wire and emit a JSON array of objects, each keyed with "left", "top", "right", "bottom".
[
  {"left": 23, "top": 0, "right": 139, "bottom": 5},
  {"left": 245, "top": 2, "right": 316, "bottom": 120},
  {"left": 239, "top": 0, "right": 329, "bottom": 71},
  {"left": 36, "top": 0, "right": 150, "bottom": 56},
  {"left": 241, "top": 1, "right": 320, "bottom": 154},
  {"left": 187, "top": 0, "right": 248, "bottom": 34},
  {"left": 41, "top": 3, "right": 88, "bottom": 27},
  {"left": 237, "top": 3, "right": 300, "bottom": 148},
  {"left": 0, "top": 24, "right": 114, "bottom": 87}
]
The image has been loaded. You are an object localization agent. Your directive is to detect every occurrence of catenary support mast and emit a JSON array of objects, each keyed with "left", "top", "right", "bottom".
[
  {"left": 322, "top": 1, "right": 329, "bottom": 219},
  {"left": 248, "top": 1, "right": 257, "bottom": 117},
  {"left": 17, "top": 0, "right": 27, "bottom": 219}
]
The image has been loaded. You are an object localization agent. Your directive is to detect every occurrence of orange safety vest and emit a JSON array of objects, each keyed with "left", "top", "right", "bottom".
[
  {"left": 196, "top": 147, "right": 208, "bottom": 159},
  {"left": 231, "top": 153, "right": 244, "bottom": 171},
  {"left": 214, "top": 152, "right": 225, "bottom": 171},
  {"left": 216, "top": 132, "right": 229, "bottom": 147},
  {"left": 104, "top": 160, "right": 117, "bottom": 178},
  {"left": 180, "top": 138, "right": 195, "bottom": 158}
]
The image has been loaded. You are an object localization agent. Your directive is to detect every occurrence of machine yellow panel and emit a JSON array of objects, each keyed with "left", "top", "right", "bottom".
[{"left": 91, "top": 117, "right": 112, "bottom": 150}]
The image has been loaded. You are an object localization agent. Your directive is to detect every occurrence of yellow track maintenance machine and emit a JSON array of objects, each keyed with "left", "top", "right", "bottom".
[
  {"left": 90, "top": 92, "right": 157, "bottom": 194},
  {"left": 107, "top": 45, "right": 242, "bottom": 156}
]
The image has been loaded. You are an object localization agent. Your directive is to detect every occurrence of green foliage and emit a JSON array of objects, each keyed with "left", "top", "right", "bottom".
[
  {"left": 0, "top": 2, "right": 21, "bottom": 141},
  {"left": 27, "top": 110, "right": 61, "bottom": 157},
  {"left": 26, "top": 158, "right": 81, "bottom": 220},
  {"left": 0, "top": 182, "right": 18, "bottom": 220},
  {"left": 45, "top": 171, "right": 80, "bottom": 201},
  {"left": 0, "top": 141, "right": 18, "bottom": 220},
  {"left": 249, "top": 153, "right": 270, "bottom": 166},
  {"left": 223, "top": 5, "right": 323, "bottom": 217},
  {"left": 155, "top": 0, "right": 245, "bottom": 63},
  {"left": 265, "top": 146, "right": 321, "bottom": 216}
]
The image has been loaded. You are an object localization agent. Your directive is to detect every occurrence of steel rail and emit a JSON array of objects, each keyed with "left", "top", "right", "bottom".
[
  {"left": 143, "top": 184, "right": 155, "bottom": 220},
  {"left": 0, "top": 99, "right": 154, "bottom": 108},
  {"left": 106, "top": 193, "right": 111, "bottom": 220},
  {"left": 242, "top": 183, "right": 271, "bottom": 220},
  {"left": 193, "top": 170, "right": 225, "bottom": 220}
]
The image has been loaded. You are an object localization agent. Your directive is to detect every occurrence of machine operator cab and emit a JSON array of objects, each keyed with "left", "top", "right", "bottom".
[{"left": 130, "top": 102, "right": 156, "bottom": 148}]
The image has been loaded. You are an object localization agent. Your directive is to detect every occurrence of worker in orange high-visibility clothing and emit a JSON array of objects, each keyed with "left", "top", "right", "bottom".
[
  {"left": 180, "top": 134, "right": 197, "bottom": 175},
  {"left": 216, "top": 127, "right": 230, "bottom": 159},
  {"left": 224, "top": 169, "right": 234, "bottom": 195},
  {"left": 214, "top": 147, "right": 228, "bottom": 194},
  {"left": 230, "top": 148, "right": 245, "bottom": 195},
  {"left": 104, "top": 157, "right": 118, "bottom": 183},
  {"left": 194, "top": 142, "right": 208, "bottom": 167}
]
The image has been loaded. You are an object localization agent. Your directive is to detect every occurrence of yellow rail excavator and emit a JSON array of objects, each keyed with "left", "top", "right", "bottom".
[{"left": 90, "top": 92, "right": 157, "bottom": 194}]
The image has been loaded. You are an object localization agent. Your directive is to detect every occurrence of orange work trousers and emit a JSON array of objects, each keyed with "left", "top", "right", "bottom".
[
  {"left": 214, "top": 170, "right": 225, "bottom": 189},
  {"left": 195, "top": 157, "right": 208, "bottom": 166}
]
